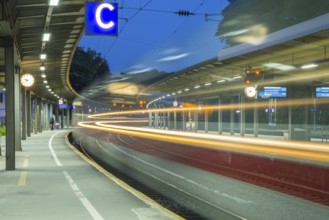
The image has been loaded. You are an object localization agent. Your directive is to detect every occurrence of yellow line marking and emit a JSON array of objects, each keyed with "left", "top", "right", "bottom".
[
  {"left": 18, "top": 171, "right": 27, "bottom": 186},
  {"left": 18, "top": 157, "right": 29, "bottom": 186},
  {"left": 23, "top": 157, "right": 29, "bottom": 168},
  {"left": 0, "top": 157, "right": 29, "bottom": 187},
  {"left": 64, "top": 133, "right": 185, "bottom": 220}
]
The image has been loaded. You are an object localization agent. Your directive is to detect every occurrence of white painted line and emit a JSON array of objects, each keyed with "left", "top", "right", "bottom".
[
  {"left": 48, "top": 131, "right": 63, "bottom": 166},
  {"left": 63, "top": 171, "right": 104, "bottom": 220},
  {"left": 49, "top": 132, "right": 103, "bottom": 220}
]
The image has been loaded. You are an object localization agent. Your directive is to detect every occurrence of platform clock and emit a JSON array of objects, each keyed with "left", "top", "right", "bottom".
[
  {"left": 244, "top": 86, "right": 257, "bottom": 98},
  {"left": 21, "top": 73, "right": 35, "bottom": 87}
]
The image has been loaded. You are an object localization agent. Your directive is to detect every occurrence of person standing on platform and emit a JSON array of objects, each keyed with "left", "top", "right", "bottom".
[{"left": 50, "top": 115, "right": 55, "bottom": 130}]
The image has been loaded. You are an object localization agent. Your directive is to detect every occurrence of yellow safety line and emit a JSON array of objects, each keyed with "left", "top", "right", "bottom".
[
  {"left": 17, "top": 171, "right": 27, "bottom": 186},
  {"left": 64, "top": 132, "right": 185, "bottom": 220},
  {"left": 0, "top": 157, "right": 29, "bottom": 187},
  {"left": 23, "top": 157, "right": 29, "bottom": 168},
  {"left": 18, "top": 156, "right": 29, "bottom": 186}
]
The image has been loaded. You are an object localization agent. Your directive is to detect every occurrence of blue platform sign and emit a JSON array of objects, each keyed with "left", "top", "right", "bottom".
[
  {"left": 258, "top": 86, "right": 287, "bottom": 98},
  {"left": 316, "top": 87, "right": 329, "bottom": 98},
  {"left": 85, "top": 2, "right": 118, "bottom": 36}
]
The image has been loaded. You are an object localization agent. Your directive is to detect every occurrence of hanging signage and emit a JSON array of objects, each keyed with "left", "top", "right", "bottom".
[
  {"left": 85, "top": 2, "right": 118, "bottom": 36},
  {"left": 315, "top": 87, "right": 329, "bottom": 98},
  {"left": 59, "top": 104, "right": 68, "bottom": 109},
  {"left": 258, "top": 86, "right": 287, "bottom": 98}
]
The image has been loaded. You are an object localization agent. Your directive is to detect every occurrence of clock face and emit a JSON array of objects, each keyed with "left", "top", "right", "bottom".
[
  {"left": 21, "top": 73, "right": 34, "bottom": 87},
  {"left": 244, "top": 86, "right": 257, "bottom": 97}
]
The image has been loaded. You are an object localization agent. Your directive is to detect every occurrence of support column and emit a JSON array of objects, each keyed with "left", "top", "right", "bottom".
[
  {"left": 240, "top": 95, "right": 245, "bottom": 136},
  {"left": 45, "top": 102, "right": 49, "bottom": 130},
  {"left": 21, "top": 87, "right": 27, "bottom": 140},
  {"left": 15, "top": 68, "right": 21, "bottom": 150},
  {"left": 5, "top": 37, "right": 20, "bottom": 170},
  {"left": 182, "top": 111, "right": 186, "bottom": 130},
  {"left": 174, "top": 110, "right": 177, "bottom": 130},
  {"left": 34, "top": 97, "right": 38, "bottom": 134},
  {"left": 55, "top": 105, "right": 59, "bottom": 128},
  {"left": 218, "top": 97, "right": 222, "bottom": 134},
  {"left": 26, "top": 90, "right": 31, "bottom": 137},
  {"left": 193, "top": 108, "right": 198, "bottom": 132},
  {"left": 254, "top": 98, "right": 259, "bottom": 137},
  {"left": 38, "top": 98, "right": 42, "bottom": 132},
  {"left": 288, "top": 87, "right": 295, "bottom": 140},
  {"left": 154, "top": 111, "right": 159, "bottom": 129},
  {"left": 60, "top": 109, "right": 64, "bottom": 129},
  {"left": 148, "top": 112, "right": 152, "bottom": 127},
  {"left": 205, "top": 101, "right": 209, "bottom": 133},
  {"left": 230, "top": 96, "right": 235, "bottom": 135}
]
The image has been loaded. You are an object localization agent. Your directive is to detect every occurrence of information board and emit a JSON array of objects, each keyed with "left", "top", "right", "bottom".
[
  {"left": 258, "top": 86, "right": 287, "bottom": 98},
  {"left": 315, "top": 87, "right": 329, "bottom": 98}
]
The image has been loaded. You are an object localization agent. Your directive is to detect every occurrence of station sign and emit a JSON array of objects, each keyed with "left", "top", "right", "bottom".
[
  {"left": 59, "top": 104, "right": 68, "bottom": 109},
  {"left": 258, "top": 86, "right": 287, "bottom": 98},
  {"left": 85, "top": 2, "right": 118, "bottom": 36},
  {"left": 315, "top": 87, "right": 329, "bottom": 98}
]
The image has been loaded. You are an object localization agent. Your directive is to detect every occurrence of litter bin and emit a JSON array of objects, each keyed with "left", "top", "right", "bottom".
[{"left": 292, "top": 128, "right": 309, "bottom": 141}]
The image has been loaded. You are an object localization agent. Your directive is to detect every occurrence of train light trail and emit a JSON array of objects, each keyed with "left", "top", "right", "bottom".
[
  {"left": 78, "top": 121, "right": 329, "bottom": 164},
  {"left": 88, "top": 97, "right": 329, "bottom": 119}
]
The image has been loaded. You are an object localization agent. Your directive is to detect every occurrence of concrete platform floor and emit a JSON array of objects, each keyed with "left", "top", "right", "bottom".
[{"left": 0, "top": 130, "right": 180, "bottom": 220}]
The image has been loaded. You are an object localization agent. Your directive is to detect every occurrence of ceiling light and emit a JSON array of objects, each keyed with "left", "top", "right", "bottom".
[
  {"left": 42, "top": 33, "right": 51, "bottom": 42},
  {"left": 40, "top": 63, "right": 45, "bottom": 71},
  {"left": 204, "top": 83, "right": 212, "bottom": 86},
  {"left": 40, "top": 53, "right": 47, "bottom": 60},
  {"left": 177, "top": 90, "right": 182, "bottom": 94},
  {"left": 49, "top": 0, "right": 59, "bottom": 6},
  {"left": 46, "top": 85, "right": 50, "bottom": 88},
  {"left": 232, "top": 75, "right": 242, "bottom": 79},
  {"left": 41, "top": 74, "right": 46, "bottom": 78},
  {"left": 301, "top": 63, "right": 318, "bottom": 69},
  {"left": 43, "top": 80, "right": 48, "bottom": 84},
  {"left": 217, "top": 80, "right": 225, "bottom": 83},
  {"left": 184, "top": 88, "right": 190, "bottom": 91},
  {"left": 263, "top": 62, "right": 295, "bottom": 71},
  {"left": 194, "top": 85, "right": 201, "bottom": 89}
]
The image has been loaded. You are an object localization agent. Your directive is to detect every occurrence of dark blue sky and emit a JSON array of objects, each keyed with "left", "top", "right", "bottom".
[{"left": 79, "top": 0, "right": 228, "bottom": 74}]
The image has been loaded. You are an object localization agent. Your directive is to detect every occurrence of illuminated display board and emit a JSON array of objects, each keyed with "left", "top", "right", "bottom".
[
  {"left": 59, "top": 104, "right": 68, "bottom": 109},
  {"left": 315, "top": 87, "right": 329, "bottom": 98},
  {"left": 258, "top": 86, "right": 287, "bottom": 98},
  {"left": 85, "top": 2, "right": 118, "bottom": 36}
]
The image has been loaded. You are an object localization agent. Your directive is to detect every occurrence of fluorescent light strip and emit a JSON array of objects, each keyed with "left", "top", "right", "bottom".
[
  {"left": 49, "top": 0, "right": 59, "bottom": 6},
  {"left": 40, "top": 53, "right": 47, "bottom": 60},
  {"left": 301, "top": 63, "right": 318, "bottom": 69},
  {"left": 42, "top": 33, "right": 51, "bottom": 42}
]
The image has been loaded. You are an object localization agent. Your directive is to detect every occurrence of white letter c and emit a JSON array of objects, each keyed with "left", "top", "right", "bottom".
[{"left": 96, "top": 3, "right": 115, "bottom": 29}]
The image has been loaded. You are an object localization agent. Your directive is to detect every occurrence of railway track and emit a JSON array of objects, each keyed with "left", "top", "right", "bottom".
[
  {"left": 111, "top": 133, "right": 329, "bottom": 207},
  {"left": 70, "top": 130, "right": 246, "bottom": 220}
]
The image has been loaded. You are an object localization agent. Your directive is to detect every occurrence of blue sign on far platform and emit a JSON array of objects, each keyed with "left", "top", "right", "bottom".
[{"left": 85, "top": 2, "right": 118, "bottom": 36}]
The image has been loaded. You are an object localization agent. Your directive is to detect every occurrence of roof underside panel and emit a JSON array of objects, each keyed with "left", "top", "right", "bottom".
[{"left": 3, "top": 0, "right": 87, "bottom": 102}]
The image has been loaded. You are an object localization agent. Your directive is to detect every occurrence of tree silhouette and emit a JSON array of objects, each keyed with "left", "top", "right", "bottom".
[{"left": 69, "top": 47, "right": 111, "bottom": 93}]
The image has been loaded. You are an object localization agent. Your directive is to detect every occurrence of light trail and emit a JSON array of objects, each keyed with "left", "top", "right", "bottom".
[
  {"left": 88, "top": 97, "right": 329, "bottom": 118},
  {"left": 78, "top": 121, "right": 329, "bottom": 164}
]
